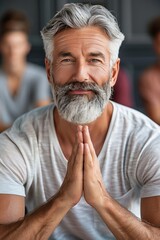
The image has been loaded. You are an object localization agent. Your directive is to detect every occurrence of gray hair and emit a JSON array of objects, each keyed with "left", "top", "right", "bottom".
[{"left": 41, "top": 3, "right": 124, "bottom": 66}]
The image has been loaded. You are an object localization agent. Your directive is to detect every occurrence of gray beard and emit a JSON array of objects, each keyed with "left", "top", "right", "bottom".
[{"left": 51, "top": 81, "right": 112, "bottom": 124}]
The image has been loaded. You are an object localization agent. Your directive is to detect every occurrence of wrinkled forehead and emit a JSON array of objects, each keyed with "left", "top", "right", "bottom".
[{"left": 53, "top": 26, "right": 110, "bottom": 52}]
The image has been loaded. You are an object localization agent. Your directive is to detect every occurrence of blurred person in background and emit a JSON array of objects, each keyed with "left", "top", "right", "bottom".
[
  {"left": 113, "top": 67, "right": 134, "bottom": 107},
  {"left": 0, "top": 10, "right": 51, "bottom": 132},
  {"left": 139, "top": 16, "right": 160, "bottom": 125}
]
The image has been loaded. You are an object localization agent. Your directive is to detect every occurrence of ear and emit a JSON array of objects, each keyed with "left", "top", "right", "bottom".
[
  {"left": 110, "top": 58, "right": 120, "bottom": 87},
  {"left": 45, "top": 58, "right": 52, "bottom": 84},
  {"left": 24, "top": 37, "right": 31, "bottom": 55}
]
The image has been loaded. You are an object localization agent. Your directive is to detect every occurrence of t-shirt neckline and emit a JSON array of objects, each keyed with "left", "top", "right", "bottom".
[{"left": 49, "top": 101, "right": 117, "bottom": 161}]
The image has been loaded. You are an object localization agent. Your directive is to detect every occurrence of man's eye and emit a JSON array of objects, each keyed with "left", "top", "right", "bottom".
[
  {"left": 61, "top": 58, "right": 73, "bottom": 62},
  {"left": 89, "top": 59, "right": 101, "bottom": 63}
]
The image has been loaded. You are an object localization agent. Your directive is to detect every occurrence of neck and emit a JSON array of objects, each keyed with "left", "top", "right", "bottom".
[
  {"left": 2, "top": 61, "right": 26, "bottom": 77},
  {"left": 53, "top": 102, "right": 113, "bottom": 158}
]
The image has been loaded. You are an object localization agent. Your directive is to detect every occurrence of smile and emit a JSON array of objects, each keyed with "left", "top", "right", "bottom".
[{"left": 69, "top": 89, "right": 93, "bottom": 95}]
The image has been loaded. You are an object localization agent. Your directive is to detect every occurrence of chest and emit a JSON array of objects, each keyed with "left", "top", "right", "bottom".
[{"left": 7, "top": 76, "right": 22, "bottom": 97}]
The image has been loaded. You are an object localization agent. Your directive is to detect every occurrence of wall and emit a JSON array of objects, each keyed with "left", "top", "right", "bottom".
[{"left": 0, "top": 0, "right": 160, "bottom": 110}]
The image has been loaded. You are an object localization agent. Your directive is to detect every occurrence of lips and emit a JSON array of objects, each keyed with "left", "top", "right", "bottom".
[{"left": 69, "top": 89, "right": 93, "bottom": 95}]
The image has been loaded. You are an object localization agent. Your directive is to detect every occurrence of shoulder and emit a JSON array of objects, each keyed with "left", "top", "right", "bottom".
[
  {"left": 0, "top": 104, "right": 54, "bottom": 167},
  {"left": 112, "top": 101, "right": 160, "bottom": 133},
  {"left": 7, "top": 104, "right": 54, "bottom": 139},
  {"left": 26, "top": 63, "right": 47, "bottom": 77},
  {"left": 111, "top": 102, "right": 160, "bottom": 167},
  {"left": 0, "top": 68, "right": 6, "bottom": 81},
  {"left": 0, "top": 104, "right": 54, "bottom": 156}
]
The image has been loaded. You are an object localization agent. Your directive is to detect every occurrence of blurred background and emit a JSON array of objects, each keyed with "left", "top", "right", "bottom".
[{"left": 0, "top": 0, "right": 160, "bottom": 112}]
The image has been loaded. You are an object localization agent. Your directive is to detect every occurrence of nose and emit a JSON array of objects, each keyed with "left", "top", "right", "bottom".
[{"left": 72, "top": 61, "right": 90, "bottom": 82}]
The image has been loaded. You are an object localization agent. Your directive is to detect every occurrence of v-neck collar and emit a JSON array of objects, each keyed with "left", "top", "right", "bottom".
[
  {"left": 49, "top": 101, "right": 117, "bottom": 161},
  {"left": 1, "top": 67, "right": 27, "bottom": 103}
]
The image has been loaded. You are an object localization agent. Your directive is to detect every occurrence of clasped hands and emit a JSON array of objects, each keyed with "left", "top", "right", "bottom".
[{"left": 58, "top": 125, "right": 109, "bottom": 210}]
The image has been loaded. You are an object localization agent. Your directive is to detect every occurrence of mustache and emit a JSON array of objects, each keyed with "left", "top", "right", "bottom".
[{"left": 54, "top": 81, "right": 106, "bottom": 95}]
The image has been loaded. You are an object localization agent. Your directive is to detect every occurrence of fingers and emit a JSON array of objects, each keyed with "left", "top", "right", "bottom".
[
  {"left": 83, "top": 125, "right": 96, "bottom": 159},
  {"left": 83, "top": 127, "right": 94, "bottom": 175},
  {"left": 77, "top": 125, "right": 83, "bottom": 144},
  {"left": 69, "top": 125, "right": 83, "bottom": 164},
  {"left": 83, "top": 126, "right": 102, "bottom": 177},
  {"left": 72, "top": 126, "right": 84, "bottom": 171},
  {"left": 73, "top": 142, "right": 83, "bottom": 172},
  {"left": 68, "top": 125, "right": 84, "bottom": 173},
  {"left": 84, "top": 143, "right": 93, "bottom": 174}
]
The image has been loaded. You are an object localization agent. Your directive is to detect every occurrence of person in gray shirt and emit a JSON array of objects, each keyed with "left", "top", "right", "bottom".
[{"left": 0, "top": 10, "right": 51, "bottom": 132}]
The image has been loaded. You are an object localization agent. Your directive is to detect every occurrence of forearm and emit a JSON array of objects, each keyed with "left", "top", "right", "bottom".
[
  {"left": 0, "top": 194, "right": 70, "bottom": 240},
  {"left": 96, "top": 196, "right": 160, "bottom": 240}
]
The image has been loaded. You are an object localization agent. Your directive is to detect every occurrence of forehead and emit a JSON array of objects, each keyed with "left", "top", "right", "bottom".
[
  {"left": 1, "top": 31, "right": 28, "bottom": 43},
  {"left": 53, "top": 26, "right": 110, "bottom": 53}
]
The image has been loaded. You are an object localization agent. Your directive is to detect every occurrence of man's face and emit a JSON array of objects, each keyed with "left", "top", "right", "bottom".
[
  {"left": 0, "top": 32, "right": 30, "bottom": 69},
  {"left": 47, "top": 26, "right": 119, "bottom": 124}
]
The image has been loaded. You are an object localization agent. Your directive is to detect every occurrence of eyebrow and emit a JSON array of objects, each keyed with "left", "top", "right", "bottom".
[
  {"left": 58, "top": 51, "right": 73, "bottom": 58},
  {"left": 58, "top": 51, "right": 105, "bottom": 60},
  {"left": 88, "top": 52, "right": 105, "bottom": 61}
]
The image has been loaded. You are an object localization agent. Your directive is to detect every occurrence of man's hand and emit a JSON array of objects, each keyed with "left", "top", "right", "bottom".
[
  {"left": 57, "top": 126, "right": 84, "bottom": 208},
  {"left": 57, "top": 125, "right": 108, "bottom": 210},
  {"left": 83, "top": 126, "right": 109, "bottom": 209}
]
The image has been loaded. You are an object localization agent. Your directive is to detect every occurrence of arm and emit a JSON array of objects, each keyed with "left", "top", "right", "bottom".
[
  {"left": 94, "top": 195, "right": 160, "bottom": 240},
  {"left": 141, "top": 196, "right": 160, "bottom": 226},
  {"left": 0, "top": 194, "right": 71, "bottom": 240},
  {"left": 139, "top": 71, "right": 160, "bottom": 124},
  {"left": 83, "top": 125, "right": 160, "bottom": 240},
  {"left": 0, "top": 127, "right": 83, "bottom": 240}
]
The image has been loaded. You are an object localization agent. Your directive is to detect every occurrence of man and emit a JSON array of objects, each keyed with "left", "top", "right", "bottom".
[
  {"left": 0, "top": 10, "right": 51, "bottom": 132},
  {"left": 0, "top": 3, "right": 160, "bottom": 239},
  {"left": 139, "top": 16, "right": 160, "bottom": 124}
]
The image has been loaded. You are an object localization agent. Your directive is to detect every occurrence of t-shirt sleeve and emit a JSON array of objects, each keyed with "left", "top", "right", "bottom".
[
  {"left": 0, "top": 132, "right": 28, "bottom": 196},
  {"left": 136, "top": 136, "right": 160, "bottom": 198}
]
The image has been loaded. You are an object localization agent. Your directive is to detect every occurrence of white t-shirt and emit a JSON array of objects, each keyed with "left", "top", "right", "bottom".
[{"left": 0, "top": 102, "right": 160, "bottom": 240}]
